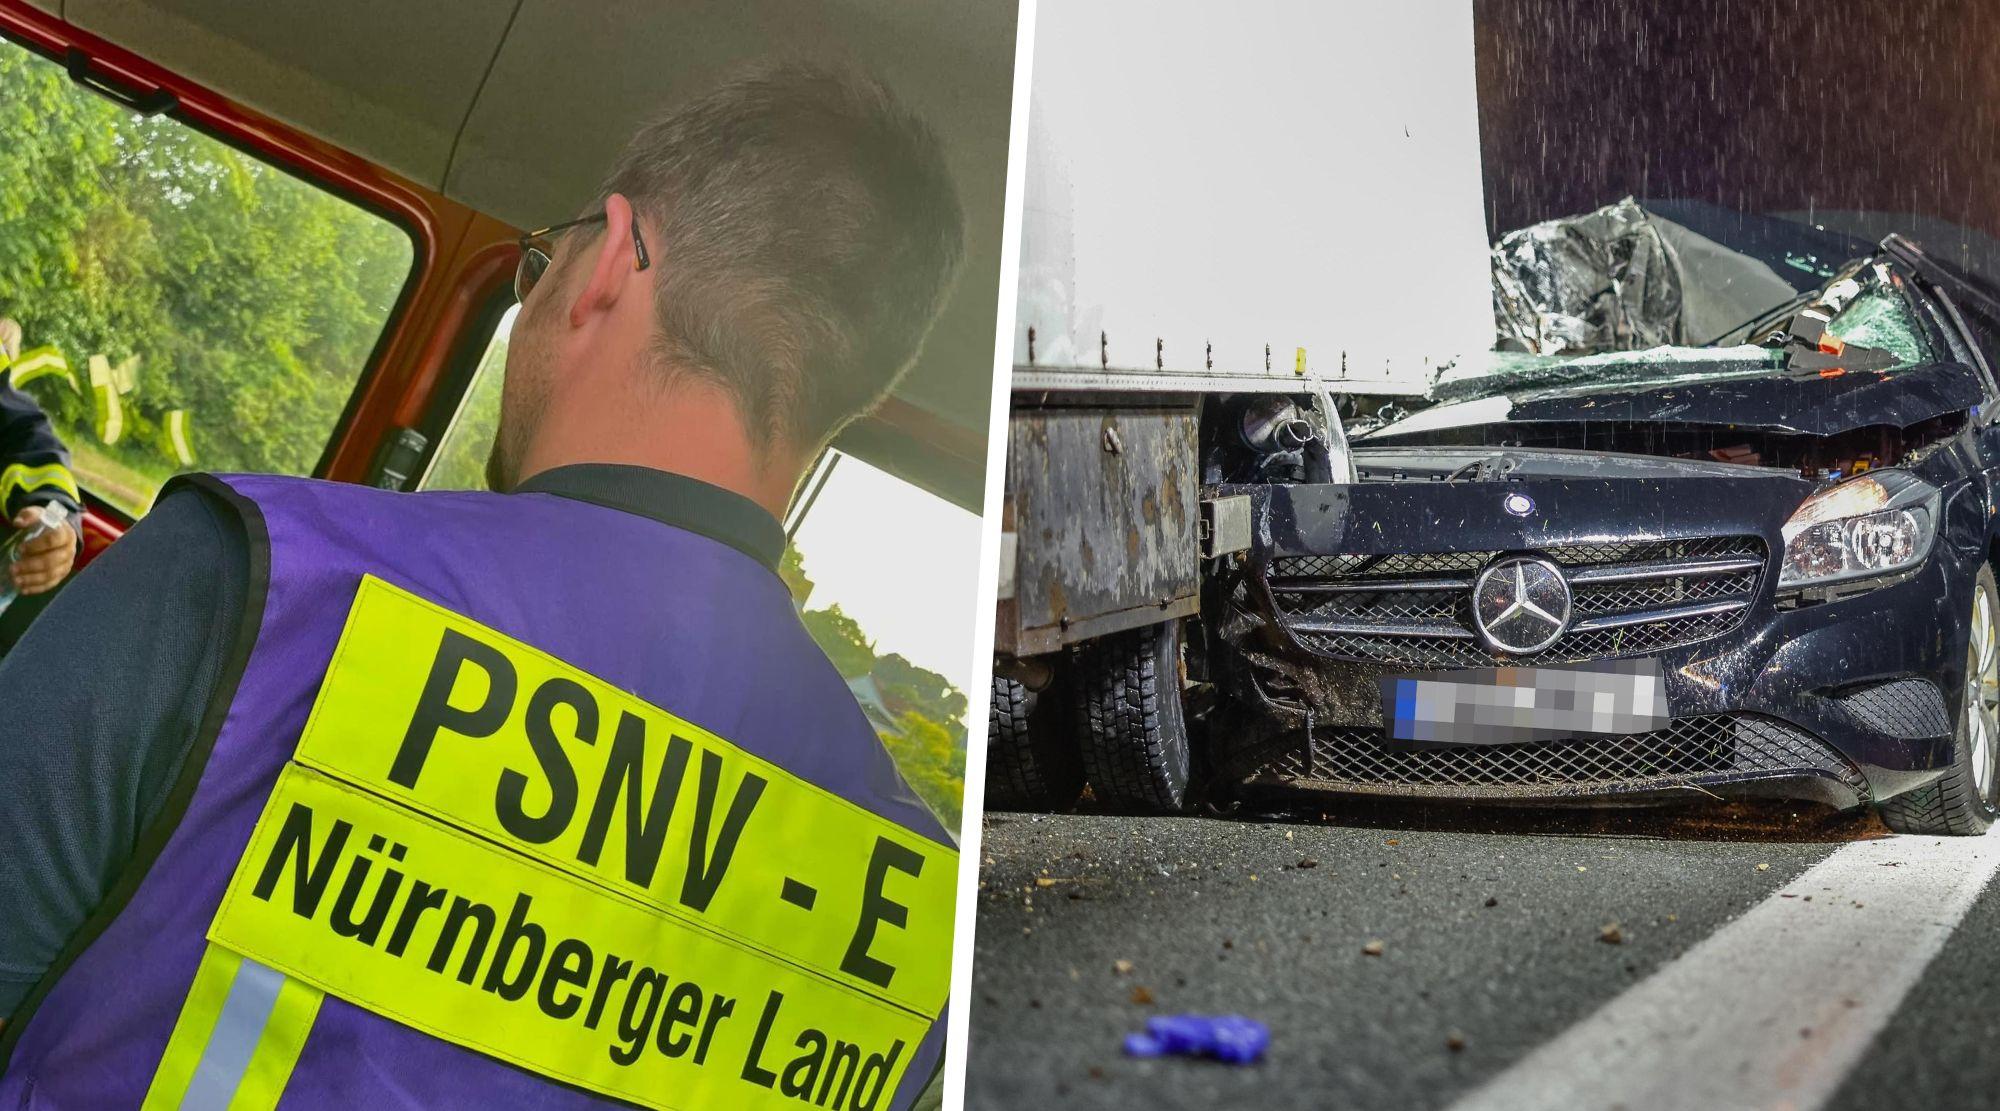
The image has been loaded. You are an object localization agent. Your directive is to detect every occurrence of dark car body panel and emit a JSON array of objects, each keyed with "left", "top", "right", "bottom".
[{"left": 1371, "top": 358, "right": 1989, "bottom": 438}]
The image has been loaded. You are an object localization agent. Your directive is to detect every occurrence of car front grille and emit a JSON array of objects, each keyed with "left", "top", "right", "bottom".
[
  {"left": 1253, "top": 713, "right": 1865, "bottom": 797},
  {"left": 1267, "top": 536, "right": 1766, "bottom": 667}
]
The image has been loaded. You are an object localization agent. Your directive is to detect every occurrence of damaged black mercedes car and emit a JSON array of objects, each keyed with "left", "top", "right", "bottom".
[{"left": 1189, "top": 201, "right": 2000, "bottom": 834}]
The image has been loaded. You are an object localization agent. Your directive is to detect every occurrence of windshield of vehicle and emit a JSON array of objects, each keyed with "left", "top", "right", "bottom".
[
  {"left": 0, "top": 35, "right": 416, "bottom": 516},
  {"left": 1321, "top": 187, "right": 1983, "bottom": 439},
  {"left": 1424, "top": 270, "right": 1934, "bottom": 405}
]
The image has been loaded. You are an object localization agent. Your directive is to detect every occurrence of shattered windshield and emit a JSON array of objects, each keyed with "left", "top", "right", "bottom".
[
  {"left": 1429, "top": 280, "right": 1931, "bottom": 403},
  {"left": 1415, "top": 199, "right": 1934, "bottom": 408},
  {"left": 1824, "top": 283, "right": 1928, "bottom": 366}
]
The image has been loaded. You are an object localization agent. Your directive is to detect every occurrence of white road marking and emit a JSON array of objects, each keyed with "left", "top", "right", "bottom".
[{"left": 1448, "top": 825, "right": 2000, "bottom": 1111}]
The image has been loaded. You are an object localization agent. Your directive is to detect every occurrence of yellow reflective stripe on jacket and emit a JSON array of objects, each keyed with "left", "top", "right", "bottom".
[
  {"left": 165, "top": 409, "right": 196, "bottom": 466},
  {"left": 226, "top": 974, "right": 323, "bottom": 1111},
  {"left": 7, "top": 346, "right": 75, "bottom": 389},
  {"left": 141, "top": 944, "right": 243, "bottom": 1110},
  {"left": 140, "top": 943, "right": 324, "bottom": 1111},
  {"left": 93, "top": 381, "right": 124, "bottom": 445},
  {"left": 0, "top": 461, "right": 80, "bottom": 508}
]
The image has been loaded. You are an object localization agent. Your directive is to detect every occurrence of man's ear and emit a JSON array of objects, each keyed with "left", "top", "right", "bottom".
[{"left": 567, "top": 193, "right": 642, "bottom": 328}]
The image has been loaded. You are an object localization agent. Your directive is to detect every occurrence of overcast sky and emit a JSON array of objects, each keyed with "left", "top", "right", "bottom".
[{"left": 790, "top": 454, "right": 983, "bottom": 713}]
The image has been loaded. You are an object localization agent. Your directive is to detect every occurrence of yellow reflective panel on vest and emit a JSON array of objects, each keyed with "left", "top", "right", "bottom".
[
  {"left": 212, "top": 766, "right": 927, "bottom": 1111},
  {"left": 288, "top": 576, "right": 955, "bottom": 1019}
]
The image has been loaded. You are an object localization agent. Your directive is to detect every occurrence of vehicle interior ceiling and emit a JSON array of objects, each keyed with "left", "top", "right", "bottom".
[{"left": 19, "top": 0, "right": 1016, "bottom": 513}]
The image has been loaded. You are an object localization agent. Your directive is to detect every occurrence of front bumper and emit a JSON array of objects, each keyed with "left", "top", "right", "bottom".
[{"left": 1205, "top": 477, "right": 1979, "bottom": 810}]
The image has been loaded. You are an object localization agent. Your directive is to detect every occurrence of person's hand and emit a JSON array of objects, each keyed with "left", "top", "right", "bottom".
[{"left": 10, "top": 506, "right": 77, "bottom": 595}]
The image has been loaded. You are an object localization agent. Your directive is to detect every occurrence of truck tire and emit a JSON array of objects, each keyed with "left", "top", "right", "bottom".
[
  {"left": 1074, "top": 620, "right": 1192, "bottom": 812},
  {"left": 985, "top": 674, "right": 1083, "bottom": 812},
  {"left": 1881, "top": 565, "right": 2000, "bottom": 835}
]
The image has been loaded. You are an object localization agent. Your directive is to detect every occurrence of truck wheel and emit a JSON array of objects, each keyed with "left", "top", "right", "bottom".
[
  {"left": 1881, "top": 565, "right": 2000, "bottom": 835},
  {"left": 985, "top": 674, "right": 1083, "bottom": 811},
  {"left": 1074, "top": 620, "right": 1192, "bottom": 812}
]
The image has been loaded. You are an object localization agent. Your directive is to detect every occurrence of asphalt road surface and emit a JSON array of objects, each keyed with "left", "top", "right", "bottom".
[{"left": 964, "top": 798, "right": 2000, "bottom": 1110}]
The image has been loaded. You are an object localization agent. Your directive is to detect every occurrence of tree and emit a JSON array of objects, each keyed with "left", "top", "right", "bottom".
[
  {"left": 887, "top": 711, "right": 963, "bottom": 831},
  {"left": 423, "top": 334, "right": 507, "bottom": 491},
  {"left": 787, "top": 544, "right": 966, "bottom": 835},
  {"left": 800, "top": 604, "right": 879, "bottom": 681},
  {"left": 0, "top": 42, "right": 412, "bottom": 512}
]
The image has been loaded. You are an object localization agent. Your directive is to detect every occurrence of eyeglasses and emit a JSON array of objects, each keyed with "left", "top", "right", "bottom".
[{"left": 514, "top": 211, "right": 652, "bottom": 303}]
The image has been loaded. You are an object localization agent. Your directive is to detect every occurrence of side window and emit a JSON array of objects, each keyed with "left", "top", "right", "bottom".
[
  {"left": 421, "top": 304, "right": 514, "bottom": 492},
  {"left": 784, "top": 454, "right": 979, "bottom": 834},
  {"left": 421, "top": 317, "right": 977, "bottom": 833},
  {"left": 0, "top": 37, "right": 415, "bottom": 516}
]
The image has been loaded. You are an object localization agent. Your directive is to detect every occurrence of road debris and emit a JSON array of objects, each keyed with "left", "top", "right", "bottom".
[
  {"left": 1600, "top": 922, "right": 1625, "bottom": 945},
  {"left": 1123, "top": 1014, "right": 1270, "bottom": 1064},
  {"left": 1363, "top": 939, "right": 1386, "bottom": 956},
  {"left": 1130, "top": 985, "right": 1156, "bottom": 1006},
  {"left": 1446, "top": 1031, "right": 1468, "bottom": 1052},
  {"left": 1113, "top": 959, "right": 1135, "bottom": 975},
  {"left": 1756, "top": 863, "right": 1771, "bottom": 872}
]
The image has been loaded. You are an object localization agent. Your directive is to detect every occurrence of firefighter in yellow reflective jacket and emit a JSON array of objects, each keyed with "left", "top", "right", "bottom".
[{"left": 0, "top": 319, "right": 80, "bottom": 593}]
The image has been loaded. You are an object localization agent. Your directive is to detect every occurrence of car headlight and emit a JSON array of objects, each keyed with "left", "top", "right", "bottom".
[{"left": 1778, "top": 470, "right": 1940, "bottom": 590}]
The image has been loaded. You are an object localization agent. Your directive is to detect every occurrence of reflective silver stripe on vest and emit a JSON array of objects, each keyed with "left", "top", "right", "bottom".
[
  {"left": 179, "top": 957, "right": 286, "bottom": 1108},
  {"left": 143, "top": 944, "right": 326, "bottom": 1111}
]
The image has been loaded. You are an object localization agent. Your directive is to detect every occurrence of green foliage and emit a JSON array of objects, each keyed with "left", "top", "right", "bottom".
[
  {"left": 0, "top": 42, "right": 412, "bottom": 513},
  {"left": 424, "top": 333, "right": 507, "bottom": 492},
  {"left": 886, "top": 710, "right": 963, "bottom": 832},
  {"left": 801, "top": 603, "right": 879, "bottom": 681},
  {"left": 788, "top": 546, "right": 967, "bottom": 836},
  {"left": 779, "top": 545, "right": 814, "bottom": 605},
  {"left": 873, "top": 651, "right": 970, "bottom": 729}
]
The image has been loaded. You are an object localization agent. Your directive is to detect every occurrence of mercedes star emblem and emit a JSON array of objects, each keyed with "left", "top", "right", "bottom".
[{"left": 1471, "top": 555, "right": 1573, "bottom": 654}]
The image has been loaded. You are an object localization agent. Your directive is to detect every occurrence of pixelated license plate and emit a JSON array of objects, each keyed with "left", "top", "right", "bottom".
[{"left": 1379, "top": 659, "right": 1668, "bottom": 748}]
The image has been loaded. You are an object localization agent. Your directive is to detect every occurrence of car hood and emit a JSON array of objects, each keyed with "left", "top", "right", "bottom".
[{"left": 1364, "top": 355, "right": 1986, "bottom": 440}]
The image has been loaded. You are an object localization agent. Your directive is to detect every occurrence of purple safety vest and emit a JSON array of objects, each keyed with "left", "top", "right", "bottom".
[{"left": 0, "top": 473, "right": 954, "bottom": 1111}]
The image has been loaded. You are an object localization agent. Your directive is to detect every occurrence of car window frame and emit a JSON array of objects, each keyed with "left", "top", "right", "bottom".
[{"left": 409, "top": 284, "right": 518, "bottom": 491}]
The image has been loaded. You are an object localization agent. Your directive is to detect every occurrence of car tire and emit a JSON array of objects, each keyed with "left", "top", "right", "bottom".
[
  {"left": 1074, "top": 619, "right": 1192, "bottom": 812},
  {"left": 985, "top": 673, "right": 1083, "bottom": 811},
  {"left": 1880, "top": 564, "right": 2000, "bottom": 836}
]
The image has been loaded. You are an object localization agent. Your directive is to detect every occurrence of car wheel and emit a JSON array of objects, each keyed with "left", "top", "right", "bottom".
[
  {"left": 1880, "top": 564, "right": 2000, "bottom": 836},
  {"left": 1073, "top": 619, "right": 1192, "bottom": 812},
  {"left": 985, "top": 673, "right": 1083, "bottom": 812}
]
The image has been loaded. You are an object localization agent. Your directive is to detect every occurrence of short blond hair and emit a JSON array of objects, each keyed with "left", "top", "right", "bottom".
[{"left": 0, "top": 319, "right": 20, "bottom": 363}]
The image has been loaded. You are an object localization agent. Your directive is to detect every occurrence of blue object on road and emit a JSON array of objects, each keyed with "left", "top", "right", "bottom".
[{"left": 1123, "top": 1014, "right": 1270, "bottom": 1064}]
